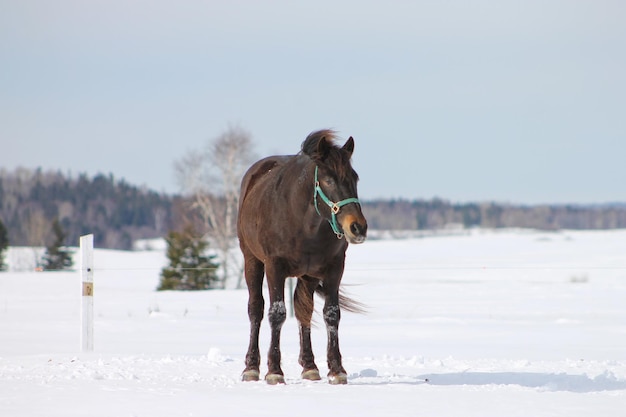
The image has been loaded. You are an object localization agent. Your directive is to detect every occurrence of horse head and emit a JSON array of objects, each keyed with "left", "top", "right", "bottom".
[{"left": 302, "top": 130, "right": 368, "bottom": 244}]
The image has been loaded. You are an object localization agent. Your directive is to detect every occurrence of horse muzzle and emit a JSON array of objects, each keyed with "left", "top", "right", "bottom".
[{"left": 340, "top": 214, "right": 368, "bottom": 244}]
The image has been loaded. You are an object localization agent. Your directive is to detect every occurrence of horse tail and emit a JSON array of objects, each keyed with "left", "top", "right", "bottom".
[
  {"left": 294, "top": 280, "right": 366, "bottom": 324},
  {"left": 293, "top": 279, "right": 316, "bottom": 325},
  {"left": 315, "top": 284, "right": 367, "bottom": 315}
]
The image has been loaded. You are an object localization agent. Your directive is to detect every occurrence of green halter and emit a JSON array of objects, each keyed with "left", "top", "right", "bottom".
[{"left": 314, "top": 166, "right": 360, "bottom": 239}]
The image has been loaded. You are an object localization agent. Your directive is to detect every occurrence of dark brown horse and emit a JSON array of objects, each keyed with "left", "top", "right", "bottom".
[{"left": 237, "top": 129, "right": 368, "bottom": 385}]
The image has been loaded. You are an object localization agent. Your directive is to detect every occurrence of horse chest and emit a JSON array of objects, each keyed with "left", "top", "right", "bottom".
[{"left": 286, "top": 240, "right": 347, "bottom": 277}]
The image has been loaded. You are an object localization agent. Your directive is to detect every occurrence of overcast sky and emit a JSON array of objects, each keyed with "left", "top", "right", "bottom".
[{"left": 1, "top": 0, "right": 624, "bottom": 204}]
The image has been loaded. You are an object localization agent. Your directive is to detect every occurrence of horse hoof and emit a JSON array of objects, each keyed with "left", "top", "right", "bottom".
[
  {"left": 301, "top": 369, "right": 322, "bottom": 381},
  {"left": 242, "top": 370, "right": 260, "bottom": 382},
  {"left": 265, "top": 374, "right": 286, "bottom": 385},
  {"left": 328, "top": 373, "right": 348, "bottom": 385}
]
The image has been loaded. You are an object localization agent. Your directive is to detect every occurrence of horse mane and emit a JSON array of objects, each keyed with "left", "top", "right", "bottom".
[
  {"left": 301, "top": 129, "right": 356, "bottom": 181},
  {"left": 301, "top": 129, "right": 338, "bottom": 156}
]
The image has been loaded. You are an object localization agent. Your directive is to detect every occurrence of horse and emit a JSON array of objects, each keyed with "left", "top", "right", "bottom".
[{"left": 237, "top": 129, "right": 368, "bottom": 385}]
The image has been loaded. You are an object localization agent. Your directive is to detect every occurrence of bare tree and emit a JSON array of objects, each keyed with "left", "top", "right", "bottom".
[
  {"left": 175, "top": 125, "right": 256, "bottom": 288},
  {"left": 24, "top": 208, "right": 49, "bottom": 269}
]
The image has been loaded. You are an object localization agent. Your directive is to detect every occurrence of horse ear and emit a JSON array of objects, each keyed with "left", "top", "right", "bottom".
[
  {"left": 315, "top": 136, "right": 332, "bottom": 160},
  {"left": 342, "top": 137, "right": 354, "bottom": 157}
]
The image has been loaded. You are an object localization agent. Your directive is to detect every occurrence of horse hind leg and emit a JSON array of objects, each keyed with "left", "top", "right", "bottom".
[
  {"left": 294, "top": 276, "right": 321, "bottom": 381},
  {"left": 242, "top": 255, "right": 265, "bottom": 382}
]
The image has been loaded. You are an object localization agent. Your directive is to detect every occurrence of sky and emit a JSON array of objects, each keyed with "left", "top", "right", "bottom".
[{"left": 1, "top": 0, "right": 625, "bottom": 204}]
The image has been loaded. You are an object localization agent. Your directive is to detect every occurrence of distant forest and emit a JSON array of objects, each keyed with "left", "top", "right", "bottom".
[
  {"left": 0, "top": 168, "right": 185, "bottom": 250},
  {"left": 362, "top": 199, "right": 626, "bottom": 231},
  {"left": 1, "top": 168, "right": 625, "bottom": 250}
]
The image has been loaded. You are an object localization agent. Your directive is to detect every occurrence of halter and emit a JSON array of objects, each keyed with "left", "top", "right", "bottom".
[{"left": 314, "top": 166, "right": 360, "bottom": 239}]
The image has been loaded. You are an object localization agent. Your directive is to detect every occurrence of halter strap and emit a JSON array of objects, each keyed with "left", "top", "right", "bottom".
[{"left": 314, "top": 166, "right": 360, "bottom": 239}]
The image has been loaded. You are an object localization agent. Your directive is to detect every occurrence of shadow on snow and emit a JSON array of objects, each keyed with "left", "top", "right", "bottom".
[{"left": 349, "top": 371, "right": 626, "bottom": 393}]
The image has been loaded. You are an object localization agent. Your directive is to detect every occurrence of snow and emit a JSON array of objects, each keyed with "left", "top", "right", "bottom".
[{"left": 1, "top": 229, "right": 625, "bottom": 416}]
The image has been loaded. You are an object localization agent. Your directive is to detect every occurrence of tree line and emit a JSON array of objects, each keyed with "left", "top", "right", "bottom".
[
  {"left": 2, "top": 168, "right": 626, "bottom": 254},
  {"left": 0, "top": 167, "right": 183, "bottom": 251},
  {"left": 362, "top": 199, "right": 626, "bottom": 231}
]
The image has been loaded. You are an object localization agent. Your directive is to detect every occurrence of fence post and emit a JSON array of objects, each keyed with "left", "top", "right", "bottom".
[{"left": 80, "top": 234, "right": 94, "bottom": 352}]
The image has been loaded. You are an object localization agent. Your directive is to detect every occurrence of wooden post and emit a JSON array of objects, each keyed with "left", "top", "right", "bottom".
[{"left": 80, "top": 234, "right": 94, "bottom": 352}]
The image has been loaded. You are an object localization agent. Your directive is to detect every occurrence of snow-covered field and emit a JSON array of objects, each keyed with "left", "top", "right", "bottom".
[{"left": 1, "top": 229, "right": 625, "bottom": 416}]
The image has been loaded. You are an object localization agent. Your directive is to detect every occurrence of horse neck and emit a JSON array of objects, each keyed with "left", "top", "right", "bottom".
[{"left": 287, "top": 158, "right": 326, "bottom": 232}]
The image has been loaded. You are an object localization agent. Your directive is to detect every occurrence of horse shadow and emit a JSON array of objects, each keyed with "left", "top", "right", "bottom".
[{"left": 351, "top": 370, "right": 626, "bottom": 393}]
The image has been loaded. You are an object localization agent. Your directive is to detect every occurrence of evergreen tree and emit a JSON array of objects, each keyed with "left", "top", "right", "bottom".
[
  {"left": 0, "top": 219, "right": 8, "bottom": 271},
  {"left": 158, "top": 226, "right": 219, "bottom": 291},
  {"left": 42, "top": 219, "right": 74, "bottom": 271}
]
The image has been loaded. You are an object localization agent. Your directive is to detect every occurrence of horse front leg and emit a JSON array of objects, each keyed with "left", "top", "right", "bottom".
[
  {"left": 265, "top": 261, "right": 287, "bottom": 385},
  {"left": 294, "top": 276, "right": 321, "bottom": 381},
  {"left": 242, "top": 255, "right": 264, "bottom": 382},
  {"left": 323, "top": 281, "right": 348, "bottom": 384}
]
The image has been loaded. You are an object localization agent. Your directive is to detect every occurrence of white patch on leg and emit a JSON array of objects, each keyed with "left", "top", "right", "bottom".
[
  {"left": 270, "top": 301, "right": 286, "bottom": 316},
  {"left": 324, "top": 305, "right": 340, "bottom": 323}
]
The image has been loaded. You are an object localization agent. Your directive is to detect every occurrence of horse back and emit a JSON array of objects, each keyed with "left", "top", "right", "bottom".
[{"left": 239, "top": 155, "right": 292, "bottom": 211}]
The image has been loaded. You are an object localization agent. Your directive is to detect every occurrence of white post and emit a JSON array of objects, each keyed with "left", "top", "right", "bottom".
[{"left": 80, "top": 234, "right": 94, "bottom": 352}]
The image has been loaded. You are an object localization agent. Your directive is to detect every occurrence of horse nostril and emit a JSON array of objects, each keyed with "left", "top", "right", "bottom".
[{"left": 350, "top": 222, "right": 367, "bottom": 236}]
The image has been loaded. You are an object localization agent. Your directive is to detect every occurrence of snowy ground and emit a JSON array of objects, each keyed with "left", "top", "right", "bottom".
[{"left": 1, "top": 229, "right": 625, "bottom": 416}]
